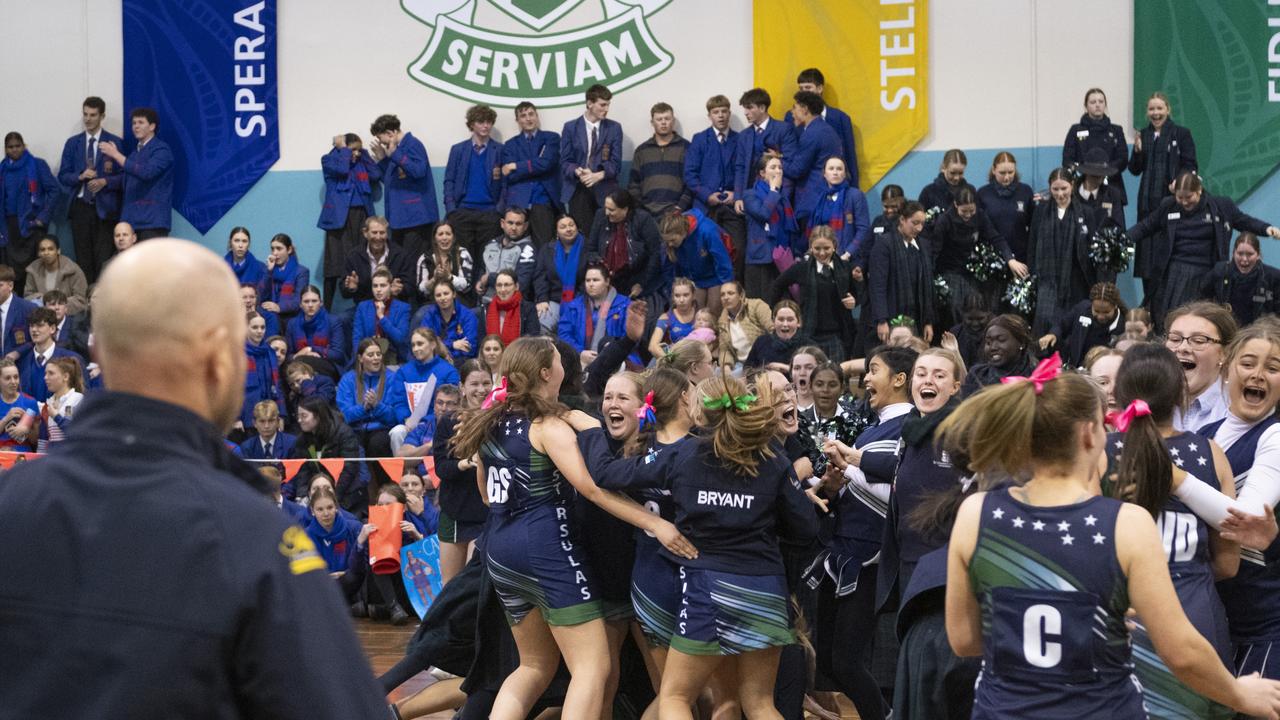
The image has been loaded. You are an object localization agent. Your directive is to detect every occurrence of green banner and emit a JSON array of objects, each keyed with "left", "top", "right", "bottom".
[{"left": 1134, "top": 0, "right": 1280, "bottom": 199}]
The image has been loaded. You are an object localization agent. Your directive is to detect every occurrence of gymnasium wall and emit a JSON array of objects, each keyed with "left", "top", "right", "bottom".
[{"left": 3, "top": 0, "right": 1276, "bottom": 309}]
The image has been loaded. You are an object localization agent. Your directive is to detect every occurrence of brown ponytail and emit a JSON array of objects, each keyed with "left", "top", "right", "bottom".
[
  {"left": 1109, "top": 344, "right": 1184, "bottom": 515},
  {"left": 451, "top": 336, "right": 565, "bottom": 459}
]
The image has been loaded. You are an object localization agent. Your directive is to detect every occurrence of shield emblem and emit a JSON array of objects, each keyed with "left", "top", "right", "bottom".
[{"left": 490, "top": 0, "right": 584, "bottom": 31}]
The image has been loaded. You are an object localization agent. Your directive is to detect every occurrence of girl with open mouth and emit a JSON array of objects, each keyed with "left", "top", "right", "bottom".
[{"left": 1165, "top": 302, "right": 1237, "bottom": 432}]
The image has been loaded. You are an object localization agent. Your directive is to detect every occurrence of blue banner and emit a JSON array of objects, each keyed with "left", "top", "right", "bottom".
[
  {"left": 122, "top": 0, "right": 278, "bottom": 233},
  {"left": 400, "top": 536, "right": 444, "bottom": 619}
]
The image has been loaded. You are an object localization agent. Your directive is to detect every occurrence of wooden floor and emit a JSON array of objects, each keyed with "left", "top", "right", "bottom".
[{"left": 357, "top": 619, "right": 862, "bottom": 719}]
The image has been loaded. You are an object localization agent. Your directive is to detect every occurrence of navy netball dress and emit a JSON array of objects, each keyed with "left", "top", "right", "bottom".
[
  {"left": 968, "top": 489, "right": 1145, "bottom": 719},
  {"left": 1204, "top": 414, "right": 1280, "bottom": 679},
  {"left": 1106, "top": 431, "right": 1233, "bottom": 719},
  {"left": 481, "top": 412, "right": 604, "bottom": 625}
]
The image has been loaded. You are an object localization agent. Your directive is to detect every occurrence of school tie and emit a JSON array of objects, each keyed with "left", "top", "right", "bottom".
[
  {"left": 717, "top": 132, "right": 725, "bottom": 144},
  {"left": 264, "top": 440, "right": 272, "bottom": 457},
  {"left": 755, "top": 125, "right": 763, "bottom": 135},
  {"left": 37, "top": 355, "right": 45, "bottom": 368},
  {"left": 81, "top": 137, "right": 96, "bottom": 200},
  {"left": 588, "top": 125, "right": 600, "bottom": 168}
]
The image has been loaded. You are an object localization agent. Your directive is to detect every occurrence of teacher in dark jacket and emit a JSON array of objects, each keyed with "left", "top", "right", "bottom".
[
  {"left": 1128, "top": 172, "right": 1280, "bottom": 329},
  {"left": 1199, "top": 232, "right": 1280, "bottom": 327}
]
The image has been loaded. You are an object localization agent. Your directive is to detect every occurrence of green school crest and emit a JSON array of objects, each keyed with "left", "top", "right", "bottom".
[{"left": 402, "top": 0, "right": 674, "bottom": 107}]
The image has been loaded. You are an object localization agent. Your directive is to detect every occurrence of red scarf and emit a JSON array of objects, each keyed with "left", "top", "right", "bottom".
[
  {"left": 604, "top": 223, "right": 629, "bottom": 275},
  {"left": 486, "top": 290, "right": 523, "bottom": 345}
]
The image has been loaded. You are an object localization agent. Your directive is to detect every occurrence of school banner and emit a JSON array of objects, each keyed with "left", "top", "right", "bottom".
[
  {"left": 753, "top": 0, "right": 928, "bottom": 191},
  {"left": 1134, "top": 0, "right": 1280, "bottom": 199},
  {"left": 122, "top": 0, "right": 279, "bottom": 232}
]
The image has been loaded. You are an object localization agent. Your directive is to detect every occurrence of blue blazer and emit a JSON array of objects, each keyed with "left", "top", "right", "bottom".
[
  {"left": 238, "top": 431, "right": 297, "bottom": 461},
  {"left": 107, "top": 137, "right": 174, "bottom": 231},
  {"left": 17, "top": 346, "right": 84, "bottom": 401},
  {"left": 733, "top": 116, "right": 798, "bottom": 197},
  {"left": 58, "top": 131, "right": 125, "bottom": 220},
  {"left": 671, "top": 209, "right": 733, "bottom": 288},
  {"left": 557, "top": 293, "right": 629, "bottom": 353},
  {"left": 0, "top": 155, "right": 60, "bottom": 241},
  {"left": 351, "top": 299, "right": 411, "bottom": 362},
  {"left": 559, "top": 116, "right": 623, "bottom": 206},
  {"left": 420, "top": 303, "right": 480, "bottom": 360},
  {"left": 743, "top": 180, "right": 797, "bottom": 265},
  {"left": 377, "top": 132, "right": 439, "bottom": 229},
  {"left": 317, "top": 147, "right": 381, "bottom": 230},
  {"left": 2, "top": 296, "right": 36, "bottom": 357},
  {"left": 784, "top": 106, "right": 858, "bottom": 187},
  {"left": 787, "top": 116, "right": 844, "bottom": 218},
  {"left": 684, "top": 127, "right": 738, "bottom": 213},
  {"left": 443, "top": 139, "right": 503, "bottom": 213},
  {"left": 502, "top": 130, "right": 560, "bottom": 209}
]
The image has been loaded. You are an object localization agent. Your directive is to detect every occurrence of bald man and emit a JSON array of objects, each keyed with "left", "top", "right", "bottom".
[
  {"left": 0, "top": 239, "right": 388, "bottom": 719},
  {"left": 113, "top": 220, "right": 137, "bottom": 253}
]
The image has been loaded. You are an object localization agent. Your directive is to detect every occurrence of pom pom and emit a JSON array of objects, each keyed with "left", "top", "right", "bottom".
[
  {"left": 965, "top": 242, "right": 1009, "bottom": 282},
  {"left": 1088, "top": 225, "right": 1134, "bottom": 274},
  {"left": 1003, "top": 274, "right": 1037, "bottom": 316}
]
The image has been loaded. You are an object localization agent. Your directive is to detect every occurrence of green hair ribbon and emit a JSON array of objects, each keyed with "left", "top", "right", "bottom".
[{"left": 701, "top": 392, "right": 758, "bottom": 412}]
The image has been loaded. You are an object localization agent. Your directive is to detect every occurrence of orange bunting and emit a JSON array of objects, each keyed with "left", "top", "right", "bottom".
[
  {"left": 423, "top": 455, "right": 439, "bottom": 488},
  {"left": 0, "top": 453, "right": 16, "bottom": 469},
  {"left": 280, "top": 459, "right": 306, "bottom": 483},
  {"left": 318, "top": 457, "right": 345, "bottom": 481},
  {"left": 379, "top": 458, "right": 406, "bottom": 482}
]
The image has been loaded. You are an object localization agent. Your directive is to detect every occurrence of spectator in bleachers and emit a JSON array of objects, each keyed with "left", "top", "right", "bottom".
[
  {"left": 977, "top": 153, "right": 1034, "bottom": 262},
  {"left": 502, "top": 101, "right": 560, "bottom": 246},
  {"left": 16, "top": 307, "right": 83, "bottom": 401},
  {"left": 394, "top": 381, "right": 459, "bottom": 459},
  {"left": 0, "top": 358, "right": 37, "bottom": 452},
  {"left": 37, "top": 355, "right": 83, "bottom": 452},
  {"left": 337, "top": 338, "right": 398, "bottom": 490},
  {"left": 587, "top": 189, "right": 661, "bottom": 302},
  {"left": 476, "top": 207, "right": 536, "bottom": 305},
  {"left": 420, "top": 277, "right": 479, "bottom": 361},
  {"left": 484, "top": 269, "right": 540, "bottom": 346},
  {"left": 238, "top": 398, "right": 296, "bottom": 462},
  {"left": 304, "top": 484, "right": 366, "bottom": 606},
  {"left": 388, "top": 326, "right": 459, "bottom": 451},
  {"left": 657, "top": 208, "right": 733, "bottom": 317},
  {"left": 532, "top": 214, "right": 589, "bottom": 334},
  {"left": 285, "top": 285, "right": 347, "bottom": 372},
  {"left": 1062, "top": 87, "right": 1129, "bottom": 208},
  {"left": 558, "top": 262, "right": 630, "bottom": 366},
  {"left": 1199, "top": 232, "right": 1280, "bottom": 327},
  {"left": 1, "top": 132, "right": 60, "bottom": 295},
  {"left": 368, "top": 113, "right": 439, "bottom": 258},
  {"left": 99, "top": 107, "right": 173, "bottom": 240},
  {"left": 58, "top": 95, "right": 122, "bottom": 284},
  {"left": 23, "top": 235, "right": 88, "bottom": 314},
  {"left": 284, "top": 359, "right": 336, "bottom": 407},
  {"left": 223, "top": 226, "right": 266, "bottom": 287},
  {"left": 112, "top": 221, "right": 137, "bottom": 254},
  {"left": 341, "top": 215, "right": 415, "bottom": 306},
  {"left": 742, "top": 154, "right": 796, "bottom": 299},
  {"left": 0, "top": 264, "right": 36, "bottom": 359},
  {"left": 647, "top": 277, "right": 698, "bottom": 359},
  {"left": 480, "top": 334, "right": 504, "bottom": 383},
  {"left": 290, "top": 396, "right": 367, "bottom": 516},
  {"left": 685, "top": 94, "right": 745, "bottom": 281},
  {"left": 416, "top": 221, "right": 475, "bottom": 308},
  {"left": 239, "top": 310, "right": 285, "bottom": 438},
  {"left": 786, "top": 91, "right": 843, "bottom": 231},
  {"left": 807, "top": 156, "right": 869, "bottom": 262},
  {"left": 240, "top": 282, "right": 278, "bottom": 336},
  {"left": 716, "top": 279, "right": 772, "bottom": 372},
  {"left": 443, "top": 104, "right": 503, "bottom": 259},
  {"left": 351, "top": 267, "right": 411, "bottom": 364},
  {"left": 733, "top": 88, "right": 798, "bottom": 213},
  {"left": 917, "top": 148, "right": 976, "bottom": 213},
  {"left": 628, "top": 102, "right": 691, "bottom": 217},
  {"left": 319, "top": 133, "right": 381, "bottom": 307},
  {"left": 260, "top": 233, "right": 308, "bottom": 324},
  {"left": 562, "top": 83, "right": 623, "bottom": 234},
  {"left": 43, "top": 290, "right": 89, "bottom": 358},
  {"left": 769, "top": 226, "right": 855, "bottom": 363}
]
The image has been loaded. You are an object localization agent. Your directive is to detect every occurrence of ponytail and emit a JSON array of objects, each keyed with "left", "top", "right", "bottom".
[
  {"left": 451, "top": 337, "right": 564, "bottom": 459},
  {"left": 694, "top": 375, "right": 777, "bottom": 476},
  {"left": 1107, "top": 343, "right": 1184, "bottom": 515},
  {"left": 1115, "top": 410, "right": 1171, "bottom": 517}
]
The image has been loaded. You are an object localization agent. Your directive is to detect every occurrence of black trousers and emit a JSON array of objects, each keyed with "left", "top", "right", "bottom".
[
  {"left": 568, "top": 185, "right": 599, "bottom": 238},
  {"left": 4, "top": 215, "right": 36, "bottom": 296},
  {"left": 815, "top": 568, "right": 886, "bottom": 720},
  {"left": 447, "top": 208, "right": 500, "bottom": 261},
  {"left": 391, "top": 223, "right": 433, "bottom": 263},
  {"left": 707, "top": 203, "right": 747, "bottom": 283},
  {"left": 68, "top": 200, "right": 114, "bottom": 284},
  {"left": 527, "top": 202, "right": 556, "bottom": 248}
]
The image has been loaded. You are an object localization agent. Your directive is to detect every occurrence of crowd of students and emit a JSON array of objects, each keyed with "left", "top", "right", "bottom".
[{"left": 9, "top": 71, "right": 1280, "bottom": 718}]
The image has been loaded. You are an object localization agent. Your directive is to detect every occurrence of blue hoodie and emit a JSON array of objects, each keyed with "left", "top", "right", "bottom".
[{"left": 387, "top": 356, "right": 461, "bottom": 424}]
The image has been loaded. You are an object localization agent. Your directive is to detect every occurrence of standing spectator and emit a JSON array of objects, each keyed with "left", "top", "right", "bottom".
[
  {"left": 1062, "top": 87, "right": 1129, "bottom": 207},
  {"left": 58, "top": 96, "right": 122, "bottom": 283},
  {"left": 657, "top": 209, "right": 733, "bottom": 316},
  {"left": 1199, "top": 233, "right": 1280, "bottom": 327},
  {"left": 476, "top": 207, "right": 536, "bottom": 305},
  {"left": 502, "top": 102, "right": 560, "bottom": 246},
  {"left": 1075, "top": 148, "right": 1126, "bottom": 228},
  {"left": 628, "top": 102, "right": 691, "bottom": 217},
  {"left": 340, "top": 215, "right": 414, "bottom": 306},
  {"left": 716, "top": 280, "right": 772, "bottom": 372},
  {"left": 224, "top": 226, "right": 267, "bottom": 288},
  {"left": 416, "top": 221, "right": 475, "bottom": 308},
  {"left": 807, "top": 156, "right": 869, "bottom": 261},
  {"left": 769, "top": 226, "right": 856, "bottom": 363},
  {"left": 261, "top": 233, "right": 310, "bottom": 326},
  {"left": 369, "top": 113, "right": 439, "bottom": 259},
  {"left": 1130, "top": 92, "right": 1197, "bottom": 227},
  {"left": 977, "top": 152, "right": 1034, "bottom": 262},
  {"left": 685, "top": 94, "right": 745, "bottom": 282},
  {"left": 786, "top": 91, "right": 844, "bottom": 229},
  {"left": 318, "top": 133, "right": 381, "bottom": 308},
  {"left": 285, "top": 286, "right": 348, "bottom": 372},
  {"left": 443, "top": 105, "right": 503, "bottom": 259},
  {"left": 1129, "top": 172, "right": 1280, "bottom": 329},
  {"left": 785, "top": 68, "right": 859, "bottom": 186},
  {"left": 351, "top": 267, "right": 411, "bottom": 364},
  {"left": 1, "top": 132, "right": 60, "bottom": 294},
  {"left": 532, "top": 214, "right": 589, "bottom": 333},
  {"left": 868, "top": 202, "right": 935, "bottom": 344},
  {"left": 420, "top": 278, "right": 479, "bottom": 361},
  {"left": 587, "top": 190, "right": 661, "bottom": 302},
  {"left": 917, "top": 149, "right": 975, "bottom": 214},
  {"left": 561, "top": 84, "right": 623, "bottom": 233},
  {"left": 743, "top": 155, "right": 797, "bottom": 299},
  {"left": 732, "top": 88, "right": 798, "bottom": 211},
  {"left": 99, "top": 107, "right": 172, "bottom": 240},
  {"left": 1028, "top": 168, "right": 1106, "bottom": 336},
  {"left": 927, "top": 186, "right": 1026, "bottom": 322},
  {"left": 23, "top": 236, "right": 88, "bottom": 314}
]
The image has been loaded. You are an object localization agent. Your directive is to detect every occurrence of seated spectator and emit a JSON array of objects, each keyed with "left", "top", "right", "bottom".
[
  {"left": 0, "top": 358, "right": 36, "bottom": 452},
  {"left": 304, "top": 484, "right": 367, "bottom": 609},
  {"left": 0, "top": 264, "right": 36, "bottom": 359},
  {"left": 289, "top": 396, "right": 368, "bottom": 516},
  {"left": 43, "top": 290, "right": 89, "bottom": 359},
  {"left": 716, "top": 280, "right": 772, "bottom": 372},
  {"left": 1199, "top": 232, "right": 1280, "bottom": 328},
  {"left": 558, "top": 262, "right": 630, "bottom": 366},
  {"left": 1037, "top": 281, "right": 1126, "bottom": 368},
  {"left": 24, "top": 236, "right": 88, "bottom": 314},
  {"left": 476, "top": 207, "right": 536, "bottom": 304},
  {"left": 961, "top": 313, "right": 1037, "bottom": 396},
  {"left": 238, "top": 398, "right": 296, "bottom": 461},
  {"left": 484, "top": 268, "right": 539, "bottom": 346},
  {"left": 260, "top": 233, "right": 309, "bottom": 323},
  {"left": 657, "top": 209, "right": 733, "bottom": 317},
  {"left": 341, "top": 215, "right": 415, "bottom": 306},
  {"left": 480, "top": 334, "right": 504, "bottom": 383},
  {"left": 647, "top": 277, "right": 699, "bottom": 359},
  {"left": 261, "top": 465, "right": 308, "bottom": 526},
  {"left": 240, "top": 282, "right": 279, "bottom": 336},
  {"left": 396, "top": 382, "right": 459, "bottom": 457},
  {"left": 224, "top": 226, "right": 266, "bottom": 287},
  {"left": 285, "top": 360, "right": 337, "bottom": 408},
  {"left": 532, "top": 214, "right": 589, "bottom": 333},
  {"left": 112, "top": 221, "right": 137, "bottom": 254},
  {"left": 36, "top": 356, "right": 83, "bottom": 452},
  {"left": 420, "top": 277, "right": 479, "bottom": 360},
  {"left": 16, "top": 307, "right": 84, "bottom": 401},
  {"left": 352, "top": 266, "right": 411, "bottom": 364},
  {"left": 745, "top": 299, "right": 812, "bottom": 372},
  {"left": 397, "top": 473, "right": 439, "bottom": 538},
  {"left": 365, "top": 484, "right": 418, "bottom": 625},
  {"left": 285, "top": 285, "right": 348, "bottom": 372},
  {"left": 267, "top": 335, "right": 288, "bottom": 366},
  {"left": 1124, "top": 307, "right": 1154, "bottom": 342},
  {"left": 337, "top": 339, "right": 398, "bottom": 489},
  {"left": 388, "top": 327, "right": 460, "bottom": 454},
  {"left": 239, "top": 311, "right": 285, "bottom": 439},
  {"left": 416, "top": 221, "right": 475, "bottom": 307}
]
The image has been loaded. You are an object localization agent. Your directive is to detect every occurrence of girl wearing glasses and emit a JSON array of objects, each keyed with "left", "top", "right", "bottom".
[{"left": 1165, "top": 302, "right": 1238, "bottom": 432}]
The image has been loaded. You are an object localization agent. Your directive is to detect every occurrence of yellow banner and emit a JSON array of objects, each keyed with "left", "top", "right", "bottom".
[{"left": 753, "top": 0, "right": 929, "bottom": 191}]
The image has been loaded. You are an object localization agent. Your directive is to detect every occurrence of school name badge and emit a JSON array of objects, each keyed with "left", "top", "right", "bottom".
[{"left": 403, "top": 0, "right": 673, "bottom": 107}]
